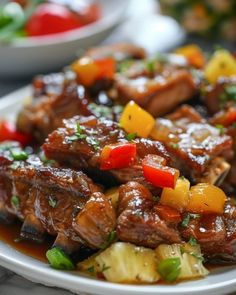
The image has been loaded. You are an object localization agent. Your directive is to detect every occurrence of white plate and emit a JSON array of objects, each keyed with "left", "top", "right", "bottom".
[
  {"left": 0, "top": 0, "right": 129, "bottom": 78},
  {"left": 0, "top": 87, "right": 236, "bottom": 295}
]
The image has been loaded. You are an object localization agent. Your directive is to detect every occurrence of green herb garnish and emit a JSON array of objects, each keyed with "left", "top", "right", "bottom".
[
  {"left": 46, "top": 247, "right": 75, "bottom": 270},
  {"left": 11, "top": 150, "right": 28, "bottom": 161},
  {"left": 11, "top": 195, "right": 20, "bottom": 207},
  {"left": 100, "top": 230, "right": 117, "bottom": 249},
  {"left": 188, "top": 236, "right": 198, "bottom": 246},
  {"left": 87, "top": 265, "right": 96, "bottom": 276},
  {"left": 181, "top": 214, "right": 190, "bottom": 227},
  {"left": 170, "top": 143, "right": 179, "bottom": 149},
  {"left": 86, "top": 137, "right": 100, "bottom": 151},
  {"left": 101, "top": 263, "right": 111, "bottom": 272},
  {"left": 48, "top": 196, "right": 57, "bottom": 208},
  {"left": 215, "top": 124, "right": 225, "bottom": 135},
  {"left": 126, "top": 132, "right": 137, "bottom": 141},
  {"left": 157, "top": 258, "right": 181, "bottom": 283}
]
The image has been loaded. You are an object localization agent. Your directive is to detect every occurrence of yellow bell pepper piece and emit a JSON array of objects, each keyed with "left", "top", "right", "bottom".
[
  {"left": 119, "top": 101, "right": 155, "bottom": 138},
  {"left": 186, "top": 183, "right": 227, "bottom": 214},
  {"left": 175, "top": 44, "right": 205, "bottom": 69},
  {"left": 72, "top": 57, "right": 99, "bottom": 87},
  {"left": 160, "top": 177, "right": 190, "bottom": 212},
  {"left": 204, "top": 49, "right": 236, "bottom": 84}
]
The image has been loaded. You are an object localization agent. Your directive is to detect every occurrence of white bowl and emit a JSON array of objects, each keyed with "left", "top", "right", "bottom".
[{"left": 0, "top": 0, "right": 128, "bottom": 79}]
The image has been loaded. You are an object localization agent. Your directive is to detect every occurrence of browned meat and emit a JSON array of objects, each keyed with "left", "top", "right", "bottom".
[
  {"left": 151, "top": 105, "right": 233, "bottom": 183},
  {"left": 17, "top": 81, "right": 92, "bottom": 142},
  {"left": 202, "top": 77, "right": 236, "bottom": 114},
  {"left": 117, "top": 181, "right": 181, "bottom": 248},
  {"left": 43, "top": 115, "right": 170, "bottom": 189},
  {"left": 85, "top": 42, "right": 146, "bottom": 61},
  {"left": 0, "top": 143, "right": 115, "bottom": 253},
  {"left": 74, "top": 192, "right": 116, "bottom": 248},
  {"left": 181, "top": 201, "right": 236, "bottom": 262},
  {"left": 114, "top": 63, "right": 197, "bottom": 117}
]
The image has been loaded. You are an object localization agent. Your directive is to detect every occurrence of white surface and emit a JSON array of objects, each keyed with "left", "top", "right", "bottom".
[
  {"left": 0, "top": 86, "right": 236, "bottom": 295},
  {"left": 0, "top": 0, "right": 128, "bottom": 78}
]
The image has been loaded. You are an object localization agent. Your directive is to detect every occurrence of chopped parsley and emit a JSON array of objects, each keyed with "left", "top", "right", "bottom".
[
  {"left": 126, "top": 132, "right": 137, "bottom": 141},
  {"left": 68, "top": 122, "right": 87, "bottom": 142},
  {"left": 188, "top": 236, "right": 198, "bottom": 246},
  {"left": 101, "top": 263, "right": 111, "bottom": 272},
  {"left": 11, "top": 195, "right": 20, "bottom": 207},
  {"left": 219, "top": 84, "right": 236, "bottom": 105},
  {"left": 87, "top": 265, "right": 96, "bottom": 276},
  {"left": 86, "top": 137, "right": 100, "bottom": 151},
  {"left": 48, "top": 196, "right": 57, "bottom": 208},
  {"left": 181, "top": 213, "right": 201, "bottom": 228},
  {"left": 145, "top": 59, "right": 155, "bottom": 75}
]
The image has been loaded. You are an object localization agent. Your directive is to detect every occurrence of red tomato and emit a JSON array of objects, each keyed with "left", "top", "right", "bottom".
[{"left": 25, "top": 3, "right": 83, "bottom": 37}]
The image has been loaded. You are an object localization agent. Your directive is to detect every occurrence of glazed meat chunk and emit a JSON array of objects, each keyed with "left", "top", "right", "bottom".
[
  {"left": 0, "top": 142, "right": 115, "bottom": 252},
  {"left": 114, "top": 59, "right": 197, "bottom": 117},
  {"left": 43, "top": 115, "right": 170, "bottom": 189},
  {"left": 151, "top": 105, "right": 233, "bottom": 184}
]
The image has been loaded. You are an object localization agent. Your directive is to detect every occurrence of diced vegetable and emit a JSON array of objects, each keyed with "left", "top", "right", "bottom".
[
  {"left": 157, "top": 257, "right": 181, "bottom": 283},
  {"left": 72, "top": 56, "right": 115, "bottom": 87},
  {"left": 11, "top": 150, "right": 28, "bottom": 161},
  {"left": 204, "top": 49, "right": 236, "bottom": 84},
  {"left": 187, "top": 183, "right": 227, "bottom": 214},
  {"left": 160, "top": 177, "right": 190, "bottom": 212},
  {"left": 46, "top": 247, "right": 75, "bottom": 270},
  {"left": 95, "top": 242, "right": 160, "bottom": 283},
  {"left": 105, "top": 187, "right": 119, "bottom": 209},
  {"left": 142, "top": 155, "right": 180, "bottom": 189},
  {"left": 156, "top": 243, "right": 209, "bottom": 282},
  {"left": 211, "top": 106, "right": 236, "bottom": 127},
  {"left": 100, "top": 143, "right": 136, "bottom": 170},
  {"left": 0, "top": 120, "right": 32, "bottom": 145},
  {"left": 155, "top": 205, "right": 181, "bottom": 223},
  {"left": 175, "top": 44, "right": 205, "bottom": 69},
  {"left": 119, "top": 101, "right": 156, "bottom": 138}
]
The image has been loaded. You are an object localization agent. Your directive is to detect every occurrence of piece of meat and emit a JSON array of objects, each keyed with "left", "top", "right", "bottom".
[
  {"left": 114, "top": 64, "right": 197, "bottom": 117},
  {"left": 116, "top": 181, "right": 181, "bottom": 248},
  {"left": 43, "top": 115, "right": 170, "bottom": 190},
  {"left": 85, "top": 42, "right": 146, "bottom": 61},
  {"left": 181, "top": 200, "right": 236, "bottom": 263},
  {"left": 202, "top": 77, "right": 236, "bottom": 114},
  {"left": 151, "top": 105, "right": 233, "bottom": 183},
  {"left": 0, "top": 142, "right": 115, "bottom": 253},
  {"left": 17, "top": 81, "right": 92, "bottom": 142}
]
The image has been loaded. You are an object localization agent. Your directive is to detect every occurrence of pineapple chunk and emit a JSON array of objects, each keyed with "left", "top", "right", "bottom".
[
  {"left": 156, "top": 243, "right": 209, "bottom": 281},
  {"left": 105, "top": 187, "right": 119, "bottom": 209},
  {"left": 77, "top": 253, "right": 100, "bottom": 276},
  {"left": 160, "top": 177, "right": 190, "bottom": 212},
  {"left": 204, "top": 49, "right": 236, "bottom": 84},
  {"left": 95, "top": 242, "right": 160, "bottom": 283}
]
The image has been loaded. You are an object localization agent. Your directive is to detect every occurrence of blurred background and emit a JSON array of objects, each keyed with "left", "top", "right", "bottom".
[{"left": 0, "top": 0, "right": 235, "bottom": 95}]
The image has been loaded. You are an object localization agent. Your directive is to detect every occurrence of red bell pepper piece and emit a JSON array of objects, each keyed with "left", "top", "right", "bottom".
[
  {"left": 155, "top": 204, "right": 181, "bottom": 223},
  {"left": 142, "top": 155, "right": 179, "bottom": 189},
  {"left": 100, "top": 143, "right": 136, "bottom": 170},
  {"left": 95, "top": 57, "right": 116, "bottom": 80},
  {"left": 0, "top": 121, "right": 32, "bottom": 146},
  {"left": 211, "top": 106, "right": 236, "bottom": 127}
]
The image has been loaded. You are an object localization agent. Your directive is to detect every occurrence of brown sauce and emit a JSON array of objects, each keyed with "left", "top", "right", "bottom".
[{"left": 0, "top": 221, "right": 52, "bottom": 262}]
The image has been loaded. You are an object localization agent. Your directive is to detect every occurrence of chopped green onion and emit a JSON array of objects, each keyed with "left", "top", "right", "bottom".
[
  {"left": 170, "top": 143, "right": 179, "bottom": 149},
  {"left": 11, "top": 195, "right": 20, "bottom": 207},
  {"left": 101, "top": 263, "right": 111, "bottom": 272},
  {"left": 46, "top": 247, "right": 75, "bottom": 270},
  {"left": 10, "top": 161, "right": 20, "bottom": 170},
  {"left": 11, "top": 150, "right": 28, "bottom": 161},
  {"left": 126, "top": 132, "right": 137, "bottom": 141},
  {"left": 87, "top": 265, "right": 95, "bottom": 276},
  {"left": 100, "top": 230, "right": 117, "bottom": 249},
  {"left": 157, "top": 258, "right": 181, "bottom": 283},
  {"left": 145, "top": 59, "right": 155, "bottom": 75},
  {"left": 215, "top": 124, "right": 225, "bottom": 135}
]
